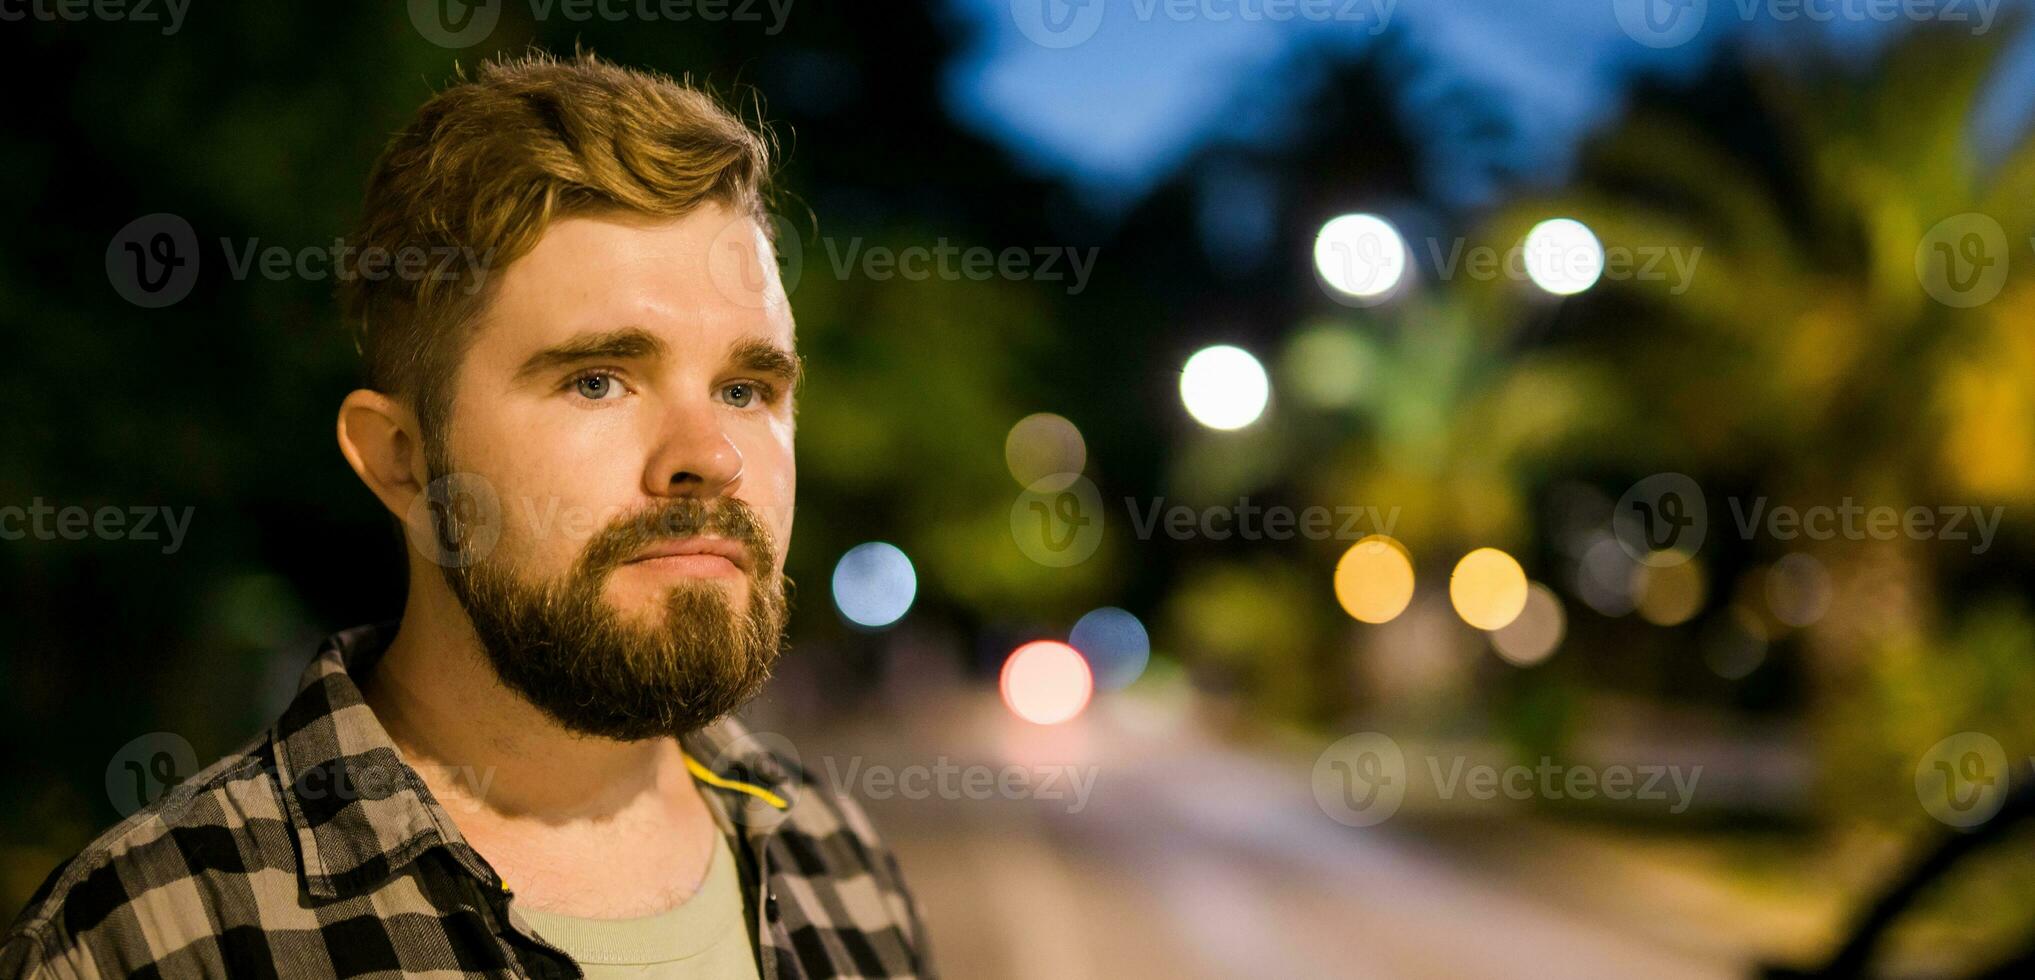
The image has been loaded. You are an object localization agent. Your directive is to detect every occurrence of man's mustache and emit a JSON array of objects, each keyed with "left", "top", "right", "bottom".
[{"left": 575, "top": 498, "right": 775, "bottom": 579}]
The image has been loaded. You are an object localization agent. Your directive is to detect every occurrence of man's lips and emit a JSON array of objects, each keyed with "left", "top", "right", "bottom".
[{"left": 622, "top": 537, "right": 751, "bottom": 575}]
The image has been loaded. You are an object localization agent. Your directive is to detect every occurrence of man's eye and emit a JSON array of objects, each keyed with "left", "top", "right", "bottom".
[
  {"left": 570, "top": 372, "right": 625, "bottom": 401},
  {"left": 721, "top": 382, "right": 770, "bottom": 408}
]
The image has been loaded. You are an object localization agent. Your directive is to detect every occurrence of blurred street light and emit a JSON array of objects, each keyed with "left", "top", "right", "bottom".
[
  {"left": 1333, "top": 535, "right": 1416, "bottom": 624},
  {"left": 1450, "top": 547, "right": 1529, "bottom": 630},
  {"left": 1491, "top": 582, "right": 1565, "bottom": 666},
  {"left": 1636, "top": 557, "right": 1707, "bottom": 626},
  {"left": 1766, "top": 553, "right": 1833, "bottom": 627},
  {"left": 1313, "top": 212, "right": 1409, "bottom": 302},
  {"left": 1523, "top": 218, "right": 1604, "bottom": 296},
  {"left": 1068, "top": 607, "right": 1150, "bottom": 691},
  {"left": 1576, "top": 532, "right": 1640, "bottom": 615},
  {"left": 1180, "top": 344, "right": 1269, "bottom": 430},
  {"left": 1004, "top": 412, "right": 1086, "bottom": 490},
  {"left": 1001, "top": 640, "right": 1093, "bottom": 725},
  {"left": 831, "top": 541, "right": 917, "bottom": 629}
]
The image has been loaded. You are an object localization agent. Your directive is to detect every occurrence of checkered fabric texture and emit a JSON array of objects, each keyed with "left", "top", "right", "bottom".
[{"left": 1, "top": 624, "right": 936, "bottom": 978}]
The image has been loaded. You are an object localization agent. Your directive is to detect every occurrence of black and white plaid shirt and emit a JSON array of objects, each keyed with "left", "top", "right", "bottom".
[{"left": 1, "top": 624, "right": 936, "bottom": 979}]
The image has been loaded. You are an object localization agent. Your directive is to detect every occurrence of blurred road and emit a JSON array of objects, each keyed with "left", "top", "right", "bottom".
[{"left": 773, "top": 683, "right": 1762, "bottom": 980}]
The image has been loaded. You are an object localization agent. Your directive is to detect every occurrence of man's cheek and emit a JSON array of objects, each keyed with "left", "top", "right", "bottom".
[
  {"left": 767, "top": 491, "right": 796, "bottom": 553},
  {"left": 500, "top": 488, "right": 598, "bottom": 569}
]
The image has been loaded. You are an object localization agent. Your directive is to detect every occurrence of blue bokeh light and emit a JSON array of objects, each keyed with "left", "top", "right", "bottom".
[
  {"left": 831, "top": 542, "right": 918, "bottom": 629},
  {"left": 1068, "top": 606, "right": 1151, "bottom": 691}
]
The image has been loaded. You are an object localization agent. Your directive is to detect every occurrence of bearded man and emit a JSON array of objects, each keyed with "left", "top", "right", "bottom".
[{"left": 1, "top": 51, "right": 934, "bottom": 980}]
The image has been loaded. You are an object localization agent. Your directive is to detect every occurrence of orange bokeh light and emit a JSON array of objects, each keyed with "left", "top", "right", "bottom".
[{"left": 1334, "top": 534, "right": 1416, "bottom": 624}]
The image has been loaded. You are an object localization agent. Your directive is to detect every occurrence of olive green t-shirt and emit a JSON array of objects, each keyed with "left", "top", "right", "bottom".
[{"left": 518, "top": 831, "right": 761, "bottom": 979}]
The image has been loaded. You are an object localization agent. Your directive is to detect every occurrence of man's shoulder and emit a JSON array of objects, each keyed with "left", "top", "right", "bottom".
[{"left": 1, "top": 731, "right": 297, "bottom": 978}]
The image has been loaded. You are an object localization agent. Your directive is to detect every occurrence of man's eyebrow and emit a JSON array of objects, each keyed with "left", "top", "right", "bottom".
[
  {"left": 729, "top": 337, "right": 804, "bottom": 388},
  {"left": 512, "top": 327, "right": 668, "bottom": 383}
]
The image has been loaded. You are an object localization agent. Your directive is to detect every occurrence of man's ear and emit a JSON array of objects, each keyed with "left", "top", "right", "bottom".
[{"left": 336, "top": 389, "right": 429, "bottom": 519}]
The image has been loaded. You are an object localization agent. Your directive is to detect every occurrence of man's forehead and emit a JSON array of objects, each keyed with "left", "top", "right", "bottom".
[
  {"left": 479, "top": 208, "right": 795, "bottom": 358},
  {"left": 500, "top": 209, "right": 758, "bottom": 295}
]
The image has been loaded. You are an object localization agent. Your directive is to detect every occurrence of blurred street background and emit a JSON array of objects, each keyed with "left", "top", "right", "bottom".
[{"left": 10, "top": 0, "right": 2035, "bottom": 976}]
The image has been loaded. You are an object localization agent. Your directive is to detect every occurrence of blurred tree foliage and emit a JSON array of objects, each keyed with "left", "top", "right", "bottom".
[
  {"left": 1458, "top": 30, "right": 2035, "bottom": 826},
  {"left": 1080, "top": 24, "right": 2035, "bottom": 839},
  {"left": 1324, "top": 28, "right": 2034, "bottom": 836}
]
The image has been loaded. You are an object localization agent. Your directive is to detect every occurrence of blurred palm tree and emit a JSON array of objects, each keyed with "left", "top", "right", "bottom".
[{"left": 1475, "top": 27, "right": 2035, "bottom": 828}]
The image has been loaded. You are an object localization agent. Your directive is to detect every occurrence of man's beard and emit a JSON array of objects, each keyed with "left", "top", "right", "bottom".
[{"left": 425, "top": 469, "right": 787, "bottom": 742}]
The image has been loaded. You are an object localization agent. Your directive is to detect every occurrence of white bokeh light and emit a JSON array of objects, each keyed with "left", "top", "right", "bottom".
[
  {"left": 1313, "top": 213, "right": 1408, "bottom": 301},
  {"left": 1179, "top": 345, "right": 1269, "bottom": 430},
  {"left": 1522, "top": 218, "right": 1604, "bottom": 296}
]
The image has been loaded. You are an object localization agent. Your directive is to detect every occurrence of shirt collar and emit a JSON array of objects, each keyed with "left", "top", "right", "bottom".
[{"left": 270, "top": 623, "right": 801, "bottom": 900}]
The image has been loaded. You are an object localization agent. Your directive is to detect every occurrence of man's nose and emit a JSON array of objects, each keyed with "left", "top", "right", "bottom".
[{"left": 644, "top": 402, "right": 744, "bottom": 499}]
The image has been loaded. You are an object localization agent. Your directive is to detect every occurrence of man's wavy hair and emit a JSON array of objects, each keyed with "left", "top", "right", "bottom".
[{"left": 340, "top": 50, "right": 774, "bottom": 441}]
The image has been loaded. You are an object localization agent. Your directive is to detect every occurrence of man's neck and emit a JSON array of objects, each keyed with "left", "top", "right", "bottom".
[{"left": 358, "top": 581, "right": 720, "bottom": 917}]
